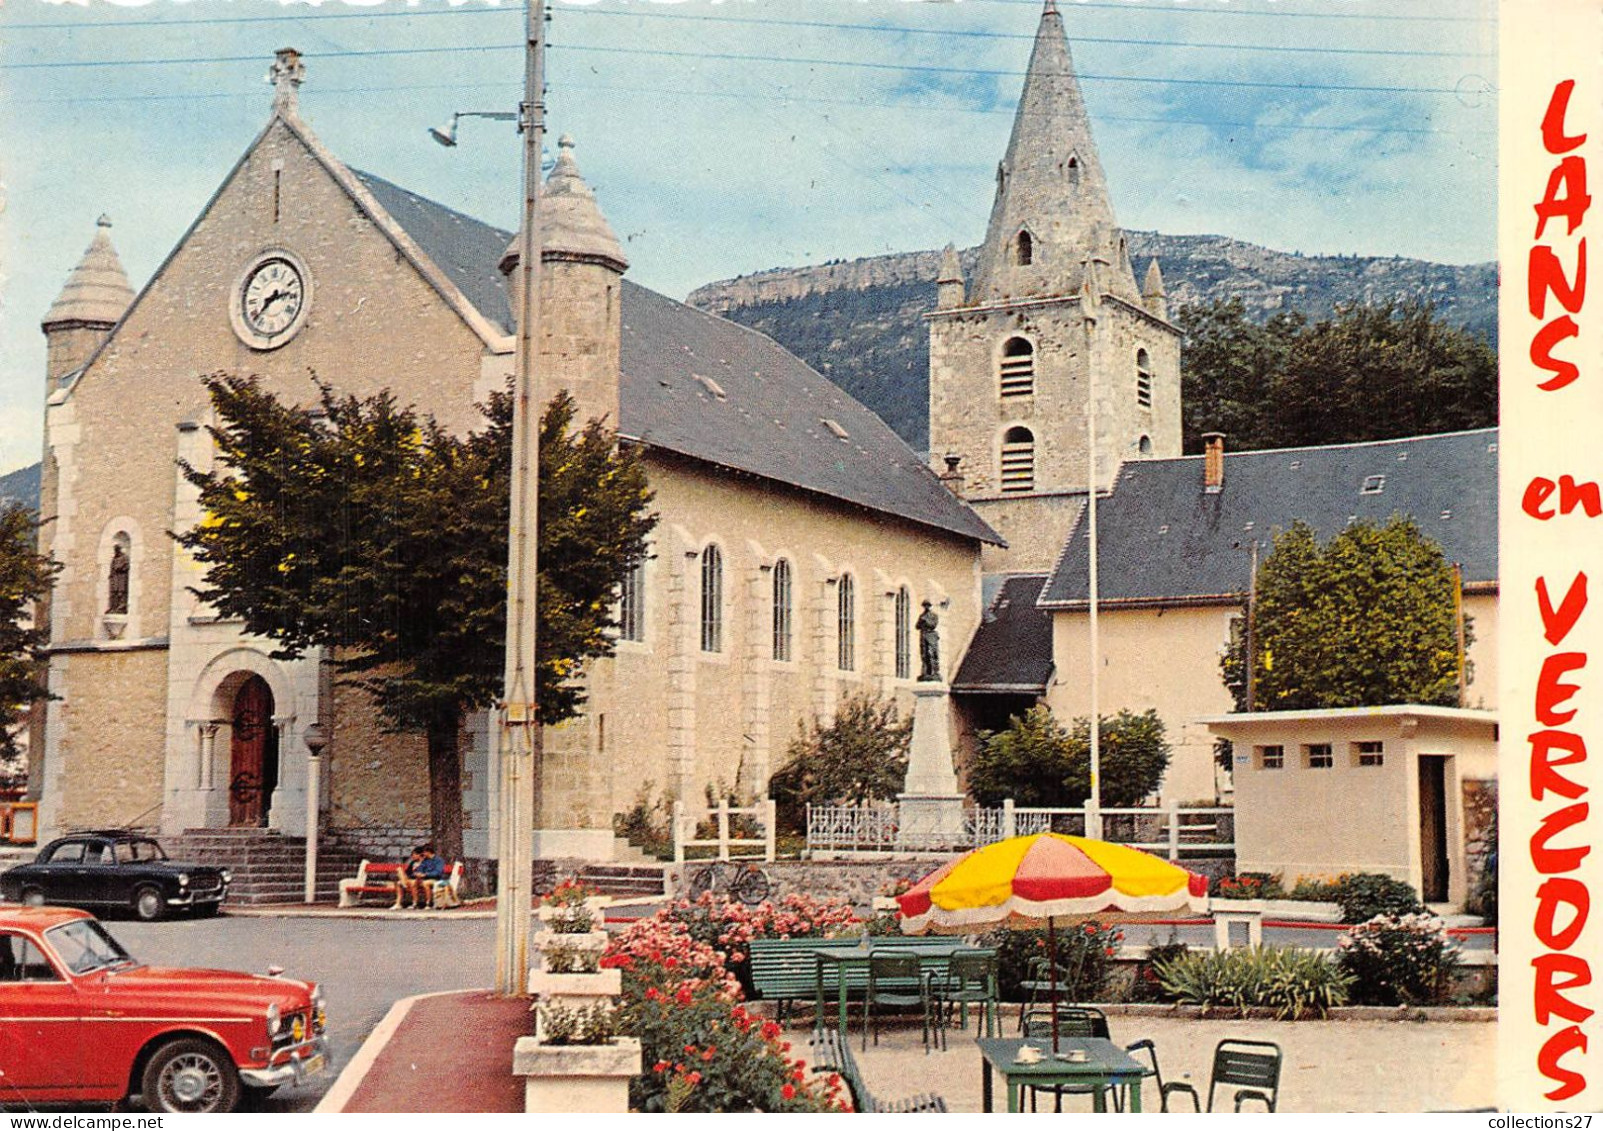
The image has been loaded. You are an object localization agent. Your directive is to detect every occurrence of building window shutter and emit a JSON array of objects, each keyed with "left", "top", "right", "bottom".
[
  {"left": 999, "top": 337, "right": 1035, "bottom": 398},
  {"left": 1000, "top": 426, "right": 1035, "bottom": 493}
]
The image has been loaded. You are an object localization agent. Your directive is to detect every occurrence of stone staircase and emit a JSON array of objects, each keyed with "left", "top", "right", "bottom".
[
  {"left": 576, "top": 863, "right": 667, "bottom": 899},
  {"left": 165, "top": 828, "right": 367, "bottom": 906}
]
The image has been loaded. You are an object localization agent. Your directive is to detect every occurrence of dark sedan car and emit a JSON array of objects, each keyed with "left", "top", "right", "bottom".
[{"left": 0, "top": 831, "right": 231, "bottom": 921}]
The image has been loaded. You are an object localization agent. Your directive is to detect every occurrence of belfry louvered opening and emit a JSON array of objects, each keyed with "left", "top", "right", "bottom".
[
  {"left": 1000, "top": 426, "right": 1036, "bottom": 493},
  {"left": 999, "top": 337, "right": 1035, "bottom": 398}
]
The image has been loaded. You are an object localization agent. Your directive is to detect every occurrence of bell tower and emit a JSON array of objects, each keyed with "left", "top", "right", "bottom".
[{"left": 926, "top": 0, "right": 1181, "bottom": 571}]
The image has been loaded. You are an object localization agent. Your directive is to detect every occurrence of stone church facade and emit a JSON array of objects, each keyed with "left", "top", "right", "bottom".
[{"left": 32, "top": 52, "right": 998, "bottom": 859}]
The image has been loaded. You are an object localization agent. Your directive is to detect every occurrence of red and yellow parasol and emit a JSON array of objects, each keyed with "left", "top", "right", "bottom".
[{"left": 897, "top": 832, "right": 1208, "bottom": 934}]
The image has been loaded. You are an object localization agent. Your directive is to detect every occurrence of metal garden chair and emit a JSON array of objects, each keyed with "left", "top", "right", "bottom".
[
  {"left": 932, "top": 948, "right": 1000, "bottom": 1042},
  {"left": 1163, "top": 1038, "right": 1283, "bottom": 1112},
  {"left": 862, "top": 951, "right": 936, "bottom": 1053}
]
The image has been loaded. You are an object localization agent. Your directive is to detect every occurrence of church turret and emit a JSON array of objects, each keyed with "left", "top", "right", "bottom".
[
  {"left": 970, "top": 0, "right": 1138, "bottom": 304},
  {"left": 500, "top": 134, "right": 627, "bottom": 427},
  {"left": 936, "top": 244, "right": 965, "bottom": 310},
  {"left": 41, "top": 215, "right": 134, "bottom": 392},
  {"left": 1142, "top": 258, "right": 1168, "bottom": 321}
]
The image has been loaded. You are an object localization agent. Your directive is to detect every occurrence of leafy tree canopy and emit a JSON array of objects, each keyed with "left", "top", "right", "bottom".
[
  {"left": 968, "top": 706, "right": 1171, "bottom": 809},
  {"left": 1222, "top": 517, "right": 1470, "bottom": 714},
  {"left": 1179, "top": 299, "right": 1497, "bottom": 454},
  {"left": 767, "top": 693, "right": 912, "bottom": 831},
  {"left": 0, "top": 502, "right": 58, "bottom": 771},
  {"left": 176, "top": 374, "right": 656, "bottom": 857}
]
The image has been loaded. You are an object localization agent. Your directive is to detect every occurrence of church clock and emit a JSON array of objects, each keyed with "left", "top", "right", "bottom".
[{"left": 231, "top": 250, "right": 311, "bottom": 349}]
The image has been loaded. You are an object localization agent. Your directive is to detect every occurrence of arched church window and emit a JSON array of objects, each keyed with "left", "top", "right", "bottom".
[
  {"left": 700, "top": 544, "right": 723, "bottom": 654},
  {"left": 618, "top": 558, "right": 645, "bottom": 643},
  {"left": 106, "top": 535, "right": 131, "bottom": 615},
  {"left": 1000, "top": 427, "right": 1036, "bottom": 493},
  {"left": 1016, "top": 230, "right": 1033, "bottom": 266},
  {"left": 1138, "top": 435, "right": 1153, "bottom": 456},
  {"left": 772, "top": 558, "right": 793, "bottom": 662},
  {"left": 837, "top": 573, "right": 856, "bottom": 672},
  {"left": 999, "top": 337, "right": 1035, "bottom": 398},
  {"left": 1136, "top": 348, "right": 1153, "bottom": 408},
  {"left": 894, "top": 586, "right": 912, "bottom": 680},
  {"left": 1067, "top": 155, "right": 1081, "bottom": 188}
]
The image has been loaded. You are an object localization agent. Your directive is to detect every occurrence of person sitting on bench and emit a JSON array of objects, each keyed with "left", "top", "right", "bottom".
[{"left": 395, "top": 844, "right": 447, "bottom": 909}]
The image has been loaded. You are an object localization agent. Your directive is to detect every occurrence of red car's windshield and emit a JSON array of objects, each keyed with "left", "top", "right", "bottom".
[{"left": 44, "top": 920, "right": 138, "bottom": 975}]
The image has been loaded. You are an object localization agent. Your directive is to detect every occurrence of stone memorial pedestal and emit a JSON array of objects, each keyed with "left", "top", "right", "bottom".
[{"left": 897, "top": 684, "right": 966, "bottom": 851}]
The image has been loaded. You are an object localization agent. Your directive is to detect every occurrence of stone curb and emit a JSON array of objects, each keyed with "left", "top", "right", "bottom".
[{"left": 1088, "top": 1002, "right": 1496, "bottom": 1023}]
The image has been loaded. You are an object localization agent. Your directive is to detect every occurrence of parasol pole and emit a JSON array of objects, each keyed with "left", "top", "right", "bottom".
[{"left": 1048, "top": 915, "right": 1060, "bottom": 1053}]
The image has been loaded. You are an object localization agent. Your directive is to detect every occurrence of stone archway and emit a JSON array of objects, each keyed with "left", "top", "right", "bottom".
[{"left": 227, "top": 674, "right": 278, "bottom": 827}]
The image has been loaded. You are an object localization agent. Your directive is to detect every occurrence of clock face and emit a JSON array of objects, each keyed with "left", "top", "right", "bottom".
[{"left": 231, "top": 251, "right": 311, "bottom": 349}]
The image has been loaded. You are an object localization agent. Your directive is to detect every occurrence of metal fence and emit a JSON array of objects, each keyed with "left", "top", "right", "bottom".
[{"left": 806, "top": 799, "right": 1234, "bottom": 859}]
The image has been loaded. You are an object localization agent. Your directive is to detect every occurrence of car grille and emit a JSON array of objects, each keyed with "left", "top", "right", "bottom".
[
  {"left": 274, "top": 1011, "right": 309, "bottom": 1050},
  {"left": 191, "top": 874, "right": 224, "bottom": 894}
]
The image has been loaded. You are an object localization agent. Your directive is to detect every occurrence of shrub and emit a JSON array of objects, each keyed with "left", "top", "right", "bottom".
[
  {"left": 1285, "top": 875, "right": 1344, "bottom": 903},
  {"left": 604, "top": 916, "right": 847, "bottom": 1111},
  {"left": 768, "top": 694, "right": 912, "bottom": 833},
  {"left": 652, "top": 892, "right": 861, "bottom": 997},
  {"left": 979, "top": 922, "right": 1123, "bottom": 1003},
  {"left": 1127, "top": 934, "right": 1189, "bottom": 1003},
  {"left": 1153, "top": 947, "right": 1352, "bottom": 1019},
  {"left": 968, "top": 706, "right": 1171, "bottom": 808},
  {"left": 614, "top": 783, "right": 674, "bottom": 860},
  {"left": 1470, "top": 846, "right": 1497, "bottom": 927},
  {"left": 1332, "top": 873, "right": 1425, "bottom": 923},
  {"left": 1337, "top": 913, "right": 1462, "bottom": 1005},
  {"left": 1210, "top": 872, "right": 1284, "bottom": 900}
]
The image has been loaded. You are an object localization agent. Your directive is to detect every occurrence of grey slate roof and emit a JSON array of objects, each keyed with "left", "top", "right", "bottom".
[
  {"left": 1039, "top": 428, "right": 1498, "bottom": 607},
  {"left": 952, "top": 574, "right": 1054, "bottom": 693},
  {"left": 357, "top": 171, "right": 1001, "bottom": 546}
]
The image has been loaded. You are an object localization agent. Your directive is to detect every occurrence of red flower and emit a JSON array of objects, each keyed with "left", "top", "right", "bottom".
[
  {"left": 782, "top": 1084, "right": 797, "bottom": 1100},
  {"left": 687, "top": 1071, "right": 703, "bottom": 1086},
  {"left": 653, "top": 1061, "right": 668, "bottom": 1073},
  {"left": 760, "top": 1020, "right": 781, "bottom": 1040}
]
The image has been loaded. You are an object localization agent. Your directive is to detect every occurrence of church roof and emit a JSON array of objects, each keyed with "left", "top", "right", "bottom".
[
  {"left": 355, "top": 166, "right": 1001, "bottom": 546},
  {"left": 1038, "top": 428, "right": 1499, "bottom": 608},
  {"left": 952, "top": 573, "right": 1054, "bottom": 694},
  {"left": 42, "top": 216, "right": 135, "bottom": 329},
  {"left": 969, "top": 0, "right": 1139, "bottom": 304}
]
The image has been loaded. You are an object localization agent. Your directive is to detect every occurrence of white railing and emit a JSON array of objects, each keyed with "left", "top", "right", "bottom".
[
  {"left": 673, "top": 797, "right": 777, "bottom": 863},
  {"left": 805, "top": 798, "right": 1234, "bottom": 860}
]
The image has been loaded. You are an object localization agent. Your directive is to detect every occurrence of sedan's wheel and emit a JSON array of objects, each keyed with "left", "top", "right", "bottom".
[
  {"left": 141, "top": 1038, "right": 241, "bottom": 1114},
  {"left": 20, "top": 888, "right": 45, "bottom": 908},
  {"left": 132, "top": 886, "right": 165, "bottom": 922}
]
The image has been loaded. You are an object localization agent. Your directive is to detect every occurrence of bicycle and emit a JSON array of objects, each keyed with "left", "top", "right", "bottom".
[{"left": 687, "top": 858, "right": 773, "bottom": 905}]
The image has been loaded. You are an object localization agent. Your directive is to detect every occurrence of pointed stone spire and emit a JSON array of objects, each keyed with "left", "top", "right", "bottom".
[
  {"left": 269, "top": 48, "right": 305, "bottom": 118},
  {"left": 936, "top": 243, "right": 966, "bottom": 309},
  {"left": 1142, "top": 258, "right": 1168, "bottom": 320},
  {"left": 43, "top": 215, "right": 133, "bottom": 330},
  {"left": 970, "top": 0, "right": 1137, "bottom": 304},
  {"left": 42, "top": 215, "right": 135, "bottom": 387},
  {"left": 540, "top": 135, "right": 628, "bottom": 272}
]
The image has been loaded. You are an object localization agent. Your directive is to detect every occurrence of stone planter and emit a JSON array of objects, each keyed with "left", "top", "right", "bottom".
[
  {"left": 534, "top": 929, "right": 610, "bottom": 972},
  {"left": 529, "top": 968, "right": 624, "bottom": 1037},
  {"left": 537, "top": 896, "right": 611, "bottom": 934},
  {"left": 514, "top": 1035, "right": 641, "bottom": 1114}
]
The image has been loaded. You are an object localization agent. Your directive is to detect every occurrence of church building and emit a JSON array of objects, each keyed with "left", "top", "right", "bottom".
[{"left": 31, "top": 49, "right": 1002, "bottom": 862}]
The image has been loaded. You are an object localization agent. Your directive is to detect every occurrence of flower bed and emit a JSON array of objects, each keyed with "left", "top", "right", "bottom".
[
  {"left": 604, "top": 906, "right": 850, "bottom": 1112},
  {"left": 650, "top": 891, "right": 862, "bottom": 998}
]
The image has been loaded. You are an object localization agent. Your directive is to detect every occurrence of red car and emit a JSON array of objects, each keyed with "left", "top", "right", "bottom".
[{"left": 0, "top": 906, "right": 327, "bottom": 1112}]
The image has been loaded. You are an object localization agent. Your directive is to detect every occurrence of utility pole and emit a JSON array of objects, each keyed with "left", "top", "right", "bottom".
[
  {"left": 1083, "top": 262, "right": 1102, "bottom": 842},
  {"left": 495, "top": 0, "right": 546, "bottom": 997},
  {"left": 1245, "top": 539, "right": 1258, "bottom": 712}
]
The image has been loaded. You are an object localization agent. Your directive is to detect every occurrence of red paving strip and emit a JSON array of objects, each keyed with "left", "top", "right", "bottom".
[{"left": 342, "top": 991, "right": 531, "bottom": 1113}]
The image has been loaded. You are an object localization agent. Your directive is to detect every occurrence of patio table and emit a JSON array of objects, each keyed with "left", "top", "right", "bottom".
[
  {"left": 812, "top": 941, "right": 986, "bottom": 1043},
  {"left": 976, "top": 1036, "right": 1146, "bottom": 1113}
]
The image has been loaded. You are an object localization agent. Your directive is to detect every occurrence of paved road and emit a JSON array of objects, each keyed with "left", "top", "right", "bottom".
[{"left": 111, "top": 913, "right": 499, "bottom": 1113}]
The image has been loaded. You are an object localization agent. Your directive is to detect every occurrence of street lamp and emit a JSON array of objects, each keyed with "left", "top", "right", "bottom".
[
  {"left": 302, "top": 721, "right": 328, "bottom": 904},
  {"left": 427, "top": 111, "right": 517, "bottom": 148}
]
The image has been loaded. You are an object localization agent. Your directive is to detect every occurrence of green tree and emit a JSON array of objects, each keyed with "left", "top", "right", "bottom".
[
  {"left": 175, "top": 375, "right": 656, "bottom": 859},
  {"left": 967, "top": 706, "right": 1171, "bottom": 808},
  {"left": 1180, "top": 299, "right": 1497, "bottom": 453},
  {"left": 1222, "top": 517, "right": 1470, "bottom": 713},
  {"left": 767, "top": 693, "right": 912, "bottom": 832},
  {"left": 0, "top": 502, "right": 59, "bottom": 772}
]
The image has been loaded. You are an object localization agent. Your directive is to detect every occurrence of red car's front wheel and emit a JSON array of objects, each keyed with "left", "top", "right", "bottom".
[{"left": 142, "top": 1038, "right": 241, "bottom": 1114}]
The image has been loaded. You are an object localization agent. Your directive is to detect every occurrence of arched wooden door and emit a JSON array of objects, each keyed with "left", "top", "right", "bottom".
[{"left": 228, "top": 675, "right": 278, "bottom": 827}]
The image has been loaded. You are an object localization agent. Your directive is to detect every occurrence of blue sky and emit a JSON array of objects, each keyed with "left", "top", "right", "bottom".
[{"left": 0, "top": 0, "right": 1498, "bottom": 475}]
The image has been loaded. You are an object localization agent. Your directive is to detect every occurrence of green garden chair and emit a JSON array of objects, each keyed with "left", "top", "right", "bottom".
[
  {"left": 932, "top": 948, "right": 1000, "bottom": 1043},
  {"left": 862, "top": 951, "right": 935, "bottom": 1053},
  {"left": 1163, "top": 1038, "right": 1283, "bottom": 1112}
]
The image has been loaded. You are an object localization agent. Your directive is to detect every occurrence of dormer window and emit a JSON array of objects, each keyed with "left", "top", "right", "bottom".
[
  {"left": 1362, "top": 475, "right": 1386, "bottom": 495},
  {"left": 999, "top": 337, "right": 1035, "bottom": 398},
  {"left": 1016, "top": 230, "right": 1033, "bottom": 266}
]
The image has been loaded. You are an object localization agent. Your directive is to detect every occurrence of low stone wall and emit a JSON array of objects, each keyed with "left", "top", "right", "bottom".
[{"left": 329, "top": 824, "right": 430, "bottom": 863}]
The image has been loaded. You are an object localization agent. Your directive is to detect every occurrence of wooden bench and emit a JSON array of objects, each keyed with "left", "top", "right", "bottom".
[
  {"left": 337, "top": 860, "right": 404, "bottom": 907},
  {"left": 809, "top": 1026, "right": 947, "bottom": 1113},
  {"left": 748, "top": 937, "right": 959, "bottom": 1025}
]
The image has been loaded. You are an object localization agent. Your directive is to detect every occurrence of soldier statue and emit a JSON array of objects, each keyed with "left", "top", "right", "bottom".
[{"left": 916, "top": 600, "right": 940, "bottom": 682}]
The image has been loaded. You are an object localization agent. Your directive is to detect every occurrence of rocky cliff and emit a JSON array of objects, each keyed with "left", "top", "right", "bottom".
[{"left": 687, "top": 233, "right": 1496, "bottom": 451}]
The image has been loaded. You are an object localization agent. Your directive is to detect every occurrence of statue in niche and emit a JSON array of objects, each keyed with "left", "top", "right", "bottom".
[
  {"left": 916, "top": 600, "right": 940, "bottom": 682},
  {"left": 107, "top": 544, "right": 130, "bottom": 615}
]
